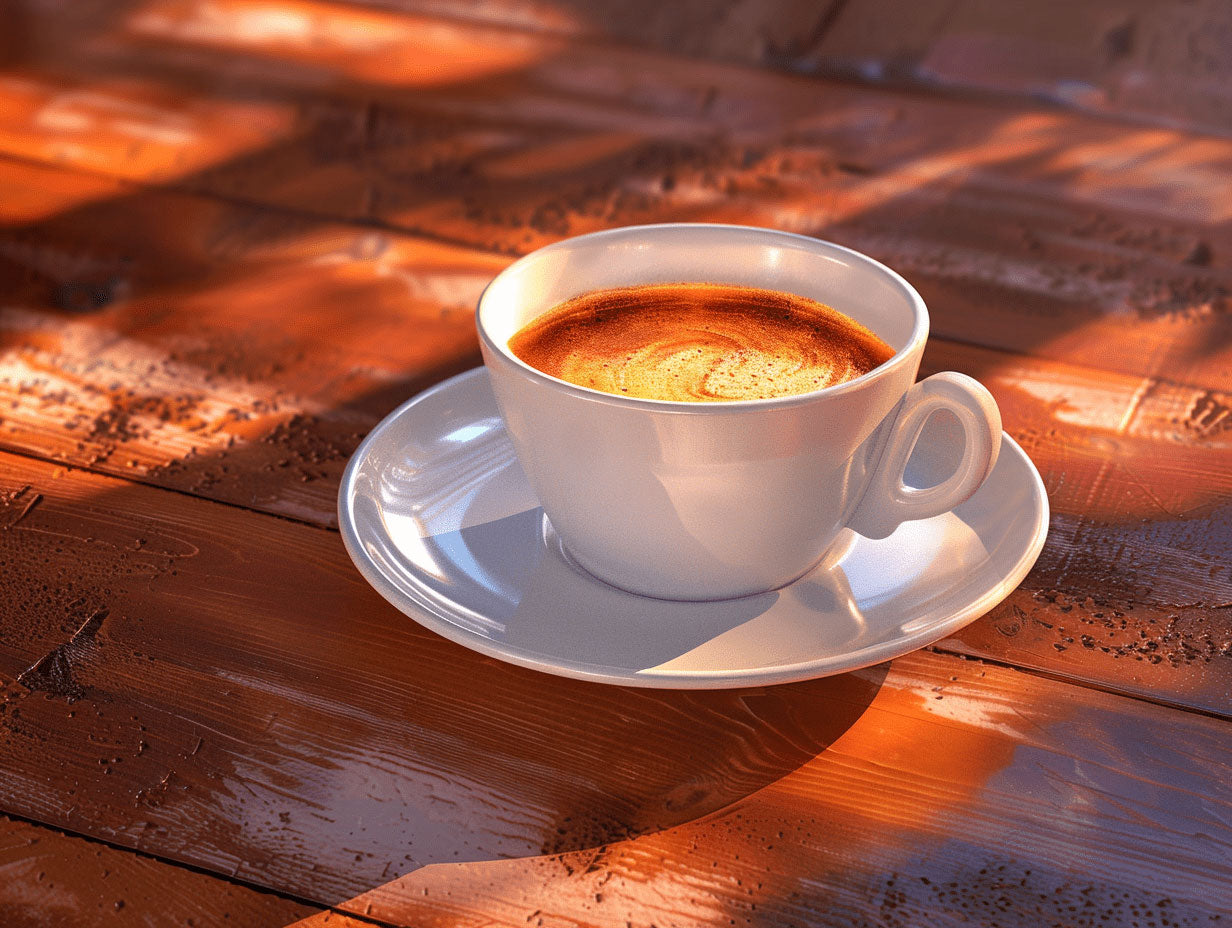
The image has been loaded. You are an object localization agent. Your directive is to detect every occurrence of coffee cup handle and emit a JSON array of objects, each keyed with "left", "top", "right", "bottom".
[{"left": 847, "top": 372, "right": 1002, "bottom": 540}]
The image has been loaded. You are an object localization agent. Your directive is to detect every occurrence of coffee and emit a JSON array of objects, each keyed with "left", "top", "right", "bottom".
[{"left": 508, "top": 283, "right": 894, "bottom": 402}]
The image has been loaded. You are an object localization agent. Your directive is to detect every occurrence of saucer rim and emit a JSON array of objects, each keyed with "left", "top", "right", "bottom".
[{"left": 339, "top": 367, "right": 1050, "bottom": 689}]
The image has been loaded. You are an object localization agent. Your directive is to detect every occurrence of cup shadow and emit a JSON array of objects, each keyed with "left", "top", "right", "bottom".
[{"left": 428, "top": 505, "right": 782, "bottom": 670}]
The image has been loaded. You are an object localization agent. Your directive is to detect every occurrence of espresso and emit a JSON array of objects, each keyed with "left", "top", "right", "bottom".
[{"left": 508, "top": 283, "right": 894, "bottom": 402}]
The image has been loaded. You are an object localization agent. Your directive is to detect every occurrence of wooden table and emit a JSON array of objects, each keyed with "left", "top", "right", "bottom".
[{"left": 1, "top": 2, "right": 1230, "bottom": 924}]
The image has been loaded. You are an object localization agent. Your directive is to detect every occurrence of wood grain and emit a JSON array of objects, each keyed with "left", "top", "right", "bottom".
[
  {"left": 19, "top": 0, "right": 1230, "bottom": 143},
  {"left": 809, "top": 0, "right": 1232, "bottom": 139},
  {"left": 355, "top": 0, "right": 1232, "bottom": 139},
  {"left": 0, "top": 3, "right": 1228, "bottom": 924},
  {"left": 0, "top": 9, "right": 1229, "bottom": 386},
  {"left": 0, "top": 158, "right": 503, "bottom": 525},
  {"left": 0, "top": 814, "right": 344, "bottom": 927},
  {"left": 920, "top": 341, "right": 1232, "bottom": 711},
  {"left": 315, "top": 655, "right": 1232, "bottom": 927},
  {"left": 0, "top": 153, "right": 1227, "bottom": 714},
  {"left": 0, "top": 450, "right": 1228, "bottom": 926},
  {"left": 400, "top": 0, "right": 846, "bottom": 67}
]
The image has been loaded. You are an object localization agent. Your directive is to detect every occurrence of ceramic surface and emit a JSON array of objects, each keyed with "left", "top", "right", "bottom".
[
  {"left": 477, "top": 224, "right": 1002, "bottom": 599},
  {"left": 339, "top": 369, "right": 1049, "bottom": 689}
]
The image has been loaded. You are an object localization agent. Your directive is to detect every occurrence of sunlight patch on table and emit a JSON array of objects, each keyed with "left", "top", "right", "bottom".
[{"left": 125, "top": 0, "right": 549, "bottom": 87}]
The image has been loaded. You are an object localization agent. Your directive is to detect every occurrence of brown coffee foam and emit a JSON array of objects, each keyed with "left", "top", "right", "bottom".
[{"left": 508, "top": 283, "right": 894, "bottom": 402}]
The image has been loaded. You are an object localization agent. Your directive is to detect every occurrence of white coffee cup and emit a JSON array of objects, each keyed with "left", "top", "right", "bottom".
[{"left": 477, "top": 224, "right": 1001, "bottom": 601}]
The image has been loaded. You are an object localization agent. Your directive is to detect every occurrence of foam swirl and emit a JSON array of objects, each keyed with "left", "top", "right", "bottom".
[{"left": 509, "top": 283, "right": 894, "bottom": 402}]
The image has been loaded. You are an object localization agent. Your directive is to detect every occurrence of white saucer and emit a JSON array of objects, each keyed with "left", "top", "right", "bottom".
[{"left": 339, "top": 368, "right": 1049, "bottom": 689}]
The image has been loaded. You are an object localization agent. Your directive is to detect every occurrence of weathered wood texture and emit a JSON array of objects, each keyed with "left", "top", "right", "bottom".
[
  {"left": 0, "top": 814, "right": 341, "bottom": 927},
  {"left": 808, "top": 0, "right": 1232, "bottom": 138},
  {"left": 1, "top": 2, "right": 1229, "bottom": 920},
  {"left": 0, "top": 8, "right": 1229, "bottom": 386},
  {"left": 919, "top": 340, "right": 1232, "bottom": 711},
  {"left": 0, "top": 159, "right": 499, "bottom": 524},
  {"left": 389, "top": 0, "right": 846, "bottom": 66},
  {"left": 3, "top": 0, "right": 846, "bottom": 77},
  {"left": 38, "top": 0, "right": 1222, "bottom": 140},
  {"left": 1, "top": 152, "right": 1228, "bottom": 714},
  {"left": 10, "top": 0, "right": 1228, "bottom": 138},
  {"left": 0, "top": 452, "right": 1228, "bottom": 926}
]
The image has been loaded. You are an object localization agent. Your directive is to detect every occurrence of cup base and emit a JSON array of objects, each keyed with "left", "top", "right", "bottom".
[{"left": 541, "top": 515, "right": 859, "bottom": 603}]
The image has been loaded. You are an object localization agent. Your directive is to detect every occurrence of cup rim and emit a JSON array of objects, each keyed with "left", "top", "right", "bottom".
[{"left": 476, "top": 222, "right": 929, "bottom": 412}]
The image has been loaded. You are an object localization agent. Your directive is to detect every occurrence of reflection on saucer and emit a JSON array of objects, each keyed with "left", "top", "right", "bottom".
[{"left": 340, "top": 368, "right": 1048, "bottom": 688}]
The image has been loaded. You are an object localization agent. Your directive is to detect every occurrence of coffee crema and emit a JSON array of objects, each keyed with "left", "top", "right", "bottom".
[{"left": 508, "top": 283, "right": 894, "bottom": 402}]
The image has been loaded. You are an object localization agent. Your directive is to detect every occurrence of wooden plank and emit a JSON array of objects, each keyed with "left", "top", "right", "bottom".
[
  {"left": 0, "top": 7, "right": 1228, "bottom": 715},
  {"left": 371, "top": 0, "right": 845, "bottom": 66},
  {"left": 0, "top": 451, "right": 1228, "bottom": 925},
  {"left": 20, "top": 0, "right": 1232, "bottom": 147},
  {"left": 0, "top": 814, "right": 346, "bottom": 927},
  {"left": 809, "top": 0, "right": 1232, "bottom": 139},
  {"left": 1, "top": 147, "right": 1230, "bottom": 499},
  {"left": 920, "top": 340, "right": 1232, "bottom": 704},
  {"left": 3, "top": 0, "right": 843, "bottom": 90},
  {"left": 0, "top": 155, "right": 1228, "bottom": 712},
  {"left": 0, "top": 158, "right": 504, "bottom": 525},
  {"left": 1, "top": 11, "right": 1230, "bottom": 386},
  {"left": 331, "top": 0, "right": 1232, "bottom": 145},
  {"left": 297, "top": 654, "right": 1232, "bottom": 927}
]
